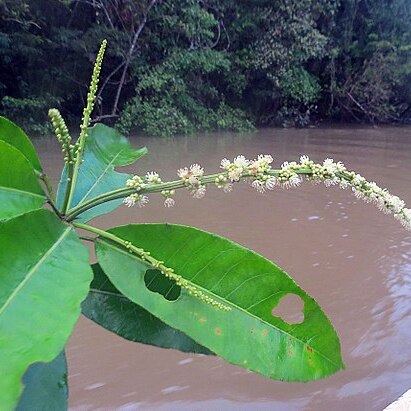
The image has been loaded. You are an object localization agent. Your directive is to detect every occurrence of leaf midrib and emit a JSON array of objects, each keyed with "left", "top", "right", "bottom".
[
  {"left": 0, "top": 186, "right": 44, "bottom": 199},
  {"left": 98, "top": 238, "right": 341, "bottom": 369},
  {"left": 0, "top": 227, "right": 71, "bottom": 317},
  {"left": 77, "top": 150, "right": 125, "bottom": 206},
  {"left": 89, "top": 288, "right": 127, "bottom": 299}
]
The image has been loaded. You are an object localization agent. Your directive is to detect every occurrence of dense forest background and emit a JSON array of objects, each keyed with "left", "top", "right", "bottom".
[{"left": 1, "top": 0, "right": 410, "bottom": 136}]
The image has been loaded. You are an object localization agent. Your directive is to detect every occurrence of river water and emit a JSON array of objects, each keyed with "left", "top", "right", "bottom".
[{"left": 35, "top": 127, "right": 411, "bottom": 411}]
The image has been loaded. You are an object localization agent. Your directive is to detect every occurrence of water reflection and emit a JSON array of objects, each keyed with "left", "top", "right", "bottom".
[{"left": 34, "top": 126, "right": 411, "bottom": 411}]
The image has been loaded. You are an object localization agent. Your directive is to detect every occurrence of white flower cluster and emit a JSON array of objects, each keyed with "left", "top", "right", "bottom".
[
  {"left": 345, "top": 171, "right": 411, "bottom": 229},
  {"left": 214, "top": 174, "right": 233, "bottom": 193},
  {"left": 220, "top": 154, "right": 277, "bottom": 193},
  {"left": 221, "top": 155, "right": 249, "bottom": 182},
  {"left": 121, "top": 154, "right": 411, "bottom": 230},
  {"left": 145, "top": 171, "right": 162, "bottom": 184},
  {"left": 161, "top": 189, "right": 175, "bottom": 208},
  {"left": 123, "top": 193, "right": 149, "bottom": 208},
  {"left": 124, "top": 172, "right": 165, "bottom": 208},
  {"left": 126, "top": 175, "right": 145, "bottom": 190},
  {"left": 249, "top": 155, "right": 277, "bottom": 192},
  {"left": 276, "top": 161, "right": 301, "bottom": 189},
  {"left": 301, "top": 156, "right": 346, "bottom": 187},
  {"left": 177, "top": 164, "right": 206, "bottom": 199},
  {"left": 298, "top": 155, "right": 411, "bottom": 230}
]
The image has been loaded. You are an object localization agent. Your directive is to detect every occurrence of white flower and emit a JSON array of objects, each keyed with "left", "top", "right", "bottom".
[
  {"left": 265, "top": 177, "right": 276, "bottom": 190},
  {"left": 178, "top": 163, "right": 204, "bottom": 186},
  {"left": 284, "top": 174, "right": 301, "bottom": 188},
  {"left": 228, "top": 168, "right": 242, "bottom": 182},
  {"left": 215, "top": 175, "right": 233, "bottom": 192},
  {"left": 164, "top": 197, "right": 175, "bottom": 208},
  {"left": 257, "top": 154, "right": 273, "bottom": 164},
  {"left": 395, "top": 208, "right": 411, "bottom": 229},
  {"left": 249, "top": 154, "right": 273, "bottom": 175},
  {"left": 384, "top": 194, "right": 405, "bottom": 214},
  {"left": 300, "top": 155, "right": 310, "bottom": 164},
  {"left": 220, "top": 155, "right": 250, "bottom": 181},
  {"left": 191, "top": 185, "right": 206, "bottom": 199},
  {"left": 353, "top": 187, "right": 366, "bottom": 199},
  {"left": 190, "top": 163, "right": 204, "bottom": 177},
  {"left": 251, "top": 180, "right": 266, "bottom": 193},
  {"left": 223, "top": 183, "right": 233, "bottom": 193},
  {"left": 177, "top": 167, "right": 189, "bottom": 178},
  {"left": 324, "top": 178, "right": 338, "bottom": 187},
  {"left": 123, "top": 193, "right": 149, "bottom": 208},
  {"left": 339, "top": 180, "right": 349, "bottom": 189},
  {"left": 220, "top": 158, "right": 231, "bottom": 169},
  {"left": 188, "top": 174, "right": 200, "bottom": 185},
  {"left": 352, "top": 174, "right": 366, "bottom": 187},
  {"left": 335, "top": 161, "right": 346, "bottom": 172},
  {"left": 145, "top": 171, "right": 161, "bottom": 184},
  {"left": 137, "top": 195, "right": 149, "bottom": 207},
  {"left": 233, "top": 155, "right": 250, "bottom": 168},
  {"left": 123, "top": 195, "right": 136, "bottom": 207}
]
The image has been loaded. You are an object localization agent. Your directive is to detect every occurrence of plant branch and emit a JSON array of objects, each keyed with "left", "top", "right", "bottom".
[
  {"left": 65, "top": 169, "right": 313, "bottom": 221},
  {"left": 95, "top": 61, "right": 126, "bottom": 109}
]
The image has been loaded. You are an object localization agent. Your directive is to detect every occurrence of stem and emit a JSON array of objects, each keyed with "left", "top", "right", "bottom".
[
  {"left": 38, "top": 172, "right": 55, "bottom": 200},
  {"left": 67, "top": 173, "right": 229, "bottom": 221},
  {"left": 37, "top": 171, "right": 62, "bottom": 217},
  {"left": 73, "top": 221, "right": 176, "bottom": 275},
  {"left": 73, "top": 222, "right": 119, "bottom": 242},
  {"left": 65, "top": 169, "right": 314, "bottom": 222},
  {"left": 44, "top": 190, "right": 62, "bottom": 218},
  {"left": 61, "top": 162, "right": 73, "bottom": 214}
]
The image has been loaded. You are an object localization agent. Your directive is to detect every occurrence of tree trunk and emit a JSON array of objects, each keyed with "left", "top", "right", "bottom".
[{"left": 110, "top": 0, "right": 159, "bottom": 116}]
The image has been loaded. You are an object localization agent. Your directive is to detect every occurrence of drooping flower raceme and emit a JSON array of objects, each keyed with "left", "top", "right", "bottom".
[{"left": 122, "top": 155, "right": 411, "bottom": 230}]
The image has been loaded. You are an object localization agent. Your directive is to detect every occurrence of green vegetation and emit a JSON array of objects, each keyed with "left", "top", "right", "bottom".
[
  {"left": 1, "top": 42, "right": 410, "bottom": 408},
  {"left": 1, "top": 0, "right": 411, "bottom": 135}
]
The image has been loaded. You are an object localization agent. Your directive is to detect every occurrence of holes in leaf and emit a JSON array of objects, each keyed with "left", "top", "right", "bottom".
[
  {"left": 144, "top": 269, "right": 181, "bottom": 301},
  {"left": 271, "top": 293, "right": 304, "bottom": 324}
]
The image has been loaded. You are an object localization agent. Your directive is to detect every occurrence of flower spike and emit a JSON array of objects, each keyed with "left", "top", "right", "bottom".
[{"left": 120, "top": 154, "right": 411, "bottom": 230}]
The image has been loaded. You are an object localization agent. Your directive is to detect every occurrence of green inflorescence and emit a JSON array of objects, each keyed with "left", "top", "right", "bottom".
[
  {"left": 76, "top": 39, "right": 107, "bottom": 160},
  {"left": 65, "top": 40, "right": 107, "bottom": 212},
  {"left": 48, "top": 108, "right": 74, "bottom": 165},
  {"left": 123, "top": 240, "right": 231, "bottom": 311}
]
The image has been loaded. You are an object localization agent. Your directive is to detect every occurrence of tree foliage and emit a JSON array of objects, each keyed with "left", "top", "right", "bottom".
[
  {"left": 0, "top": 0, "right": 410, "bottom": 135},
  {"left": 1, "top": 38, "right": 411, "bottom": 405}
]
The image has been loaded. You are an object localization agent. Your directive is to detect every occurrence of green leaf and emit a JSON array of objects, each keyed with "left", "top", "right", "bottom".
[
  {"left": 57, "top": 124, "right": 147, "bottom": 222},
  {"left": 0, "top": 141, "right": 45, "bottom": 220},
  {"left": 96, "top": 224, "right": 344, "bottom": 382},
  {"left": 0, "top": 116, "right": 43, "bottom": 173},
  {"left": 82, "top": 264, "right": 212, "bottom": 355},
  {"left": 0, "top": 209, "right": 93, "bottom": 409},
  {"left": 16, "top": 352, "right": 68, "bottom": 411}
]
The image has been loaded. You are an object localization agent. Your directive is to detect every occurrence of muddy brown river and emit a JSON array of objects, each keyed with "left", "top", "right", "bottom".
[{"left": 35, "top": 126, "right": 411, "bottom": 411}]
